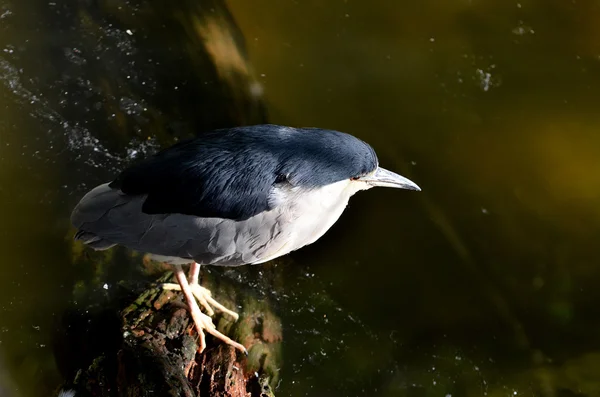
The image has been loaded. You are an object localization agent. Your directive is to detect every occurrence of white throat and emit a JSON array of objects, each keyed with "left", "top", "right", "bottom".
[{"left": 276, "top": 179, "right": 371, "bottom": 253}]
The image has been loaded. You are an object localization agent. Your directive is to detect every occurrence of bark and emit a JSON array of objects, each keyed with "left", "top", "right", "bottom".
[{"left": 55, "top": 263, "right": 281, "bottom": 397}]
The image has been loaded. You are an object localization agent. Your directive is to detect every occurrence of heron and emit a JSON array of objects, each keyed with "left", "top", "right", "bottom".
[{"left": 71, "top": 124, "right": 420, "bottom": 353}]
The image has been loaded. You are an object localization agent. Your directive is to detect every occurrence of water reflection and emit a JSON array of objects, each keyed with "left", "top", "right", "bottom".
[{"left": 1, "top": 0, "right": 600, "bottom": 396}]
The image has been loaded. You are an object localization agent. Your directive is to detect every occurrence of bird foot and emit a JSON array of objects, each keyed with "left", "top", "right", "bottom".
[
  {"left": 161, "top": 281, "right": 245, "bottom": 353},
  {"left": 162, "top": 282, "right": 240, "bottom": 321},
  {"left": 187, "top": 300, "right": 247, "bottom": 354}
]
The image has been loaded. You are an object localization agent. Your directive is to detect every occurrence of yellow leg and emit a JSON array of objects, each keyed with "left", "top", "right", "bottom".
[{"left": 166, "top": 264, "right": 246, "bottom": 354}]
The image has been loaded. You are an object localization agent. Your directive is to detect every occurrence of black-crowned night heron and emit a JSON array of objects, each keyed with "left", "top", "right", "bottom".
[{"left": 71, "top": 124, "right": 420, "bottom": 353}]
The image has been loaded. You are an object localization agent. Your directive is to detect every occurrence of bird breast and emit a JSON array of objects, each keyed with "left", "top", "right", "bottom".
[{"left": 251, "top": 179, "right": 368, "bottom": 264}]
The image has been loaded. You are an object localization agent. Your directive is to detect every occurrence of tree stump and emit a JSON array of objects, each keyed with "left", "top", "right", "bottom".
[{"left": 54, "top": 249, "right": 281, "bottom": 397}]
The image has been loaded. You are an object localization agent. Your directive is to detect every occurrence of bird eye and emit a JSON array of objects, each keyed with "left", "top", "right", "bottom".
[
  {"left": 350, "top": 176, "right": 360, "bottom": 181},
  {"left": 274, "top": 173, "right": 288, "bottom": 184}
]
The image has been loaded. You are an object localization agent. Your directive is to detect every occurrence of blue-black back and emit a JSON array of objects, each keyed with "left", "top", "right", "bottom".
[{"left": 110, "top": 124, "right": 378, "bottom": 220}]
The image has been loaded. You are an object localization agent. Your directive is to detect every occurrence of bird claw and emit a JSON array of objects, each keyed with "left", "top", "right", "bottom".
[
  {"left": 192, "top": 305, "right": 247, "bottom": 354},
  {"left": 161, "top": 282, "right": 239, "bottom": 320},
  {"left": 161, "top": 281, "right": 245, "bottom": 353},
  {"left": 192, "top": 285, "right": 240, "bottom": 321}
]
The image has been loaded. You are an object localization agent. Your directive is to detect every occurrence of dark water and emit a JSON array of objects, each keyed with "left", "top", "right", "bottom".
[{"left": 2, "top": 0, "right": 600, "bottom": 396}]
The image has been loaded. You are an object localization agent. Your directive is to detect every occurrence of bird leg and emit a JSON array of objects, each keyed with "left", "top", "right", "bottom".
[
  {"left": 162, "top": 262, "right": 240, "bottom": 320},
  {"left": 188, "top": 261, "right": 201, "bottom": 284},
  {"left": 170, "top": 264, "right": 247, "bottom": 354}
]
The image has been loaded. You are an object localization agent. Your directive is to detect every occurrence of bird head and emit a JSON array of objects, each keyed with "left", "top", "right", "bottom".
[{"left": 272, "top": 126, "right": 420, "bottom": 193}]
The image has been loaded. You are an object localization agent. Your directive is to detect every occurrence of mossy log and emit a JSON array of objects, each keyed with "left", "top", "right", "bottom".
[{"left": 55, "top": 252, "right": 281, "bottom": 397}]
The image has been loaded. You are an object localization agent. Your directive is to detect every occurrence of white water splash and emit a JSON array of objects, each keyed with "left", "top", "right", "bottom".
[{"left": 0, "top": 55, "right": 159, "bottom": 167}]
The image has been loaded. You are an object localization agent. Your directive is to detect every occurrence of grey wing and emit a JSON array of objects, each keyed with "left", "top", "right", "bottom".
[
  {"left": 71, "top": 183, "right": 292, "bottom": 266},
  {"left": 165, "top": 209, "right": 291, "bottom": 266}
]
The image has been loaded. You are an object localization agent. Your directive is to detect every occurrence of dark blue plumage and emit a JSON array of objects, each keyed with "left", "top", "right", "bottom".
[{"left": 109, "top": 124, "right": 378, "bottom": 221}]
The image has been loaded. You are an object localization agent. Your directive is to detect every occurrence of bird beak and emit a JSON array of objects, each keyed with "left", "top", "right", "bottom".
[{"left": 359, "top": 167, "right": 421, "bottom": 191}]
